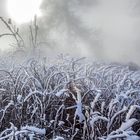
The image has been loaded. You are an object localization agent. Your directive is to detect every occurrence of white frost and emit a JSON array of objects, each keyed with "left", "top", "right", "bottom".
[
  {"left": 21, "top": 126, "right": 45, "bottom": 135},
  {"left": 53, "top": 136, "right": 64, "bottom": 140}
]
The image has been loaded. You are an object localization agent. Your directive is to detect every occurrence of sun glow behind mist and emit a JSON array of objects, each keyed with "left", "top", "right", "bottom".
[{"left": 7, "top": 0, "right": 42, "bottom": 24}]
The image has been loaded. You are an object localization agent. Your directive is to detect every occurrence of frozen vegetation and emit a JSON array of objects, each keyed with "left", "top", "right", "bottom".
[
  {"left": 0, "top": 55, "right": 140, "bottom": 140},
  {"left": 0, "top": 8, "right": 140, "bottom": 138}
]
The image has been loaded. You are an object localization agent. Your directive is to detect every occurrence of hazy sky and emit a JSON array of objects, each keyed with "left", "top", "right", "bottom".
[
  {"left": 0, "top": 0, "right": 7, "bottom": 17},
  {"left": 0, "top": 0, "right": 11, "bottom": 51},
  {"left": 0, "top": 0, "right": 140, "bottom": 64}
]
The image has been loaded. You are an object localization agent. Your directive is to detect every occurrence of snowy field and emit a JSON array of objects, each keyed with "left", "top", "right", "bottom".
[{"left": 0, "top": 56, "right": 140, "bottom": 140}]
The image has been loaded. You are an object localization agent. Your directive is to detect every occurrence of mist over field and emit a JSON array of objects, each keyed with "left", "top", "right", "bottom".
[
  {"left": 21, "top": 0, "right": 140, "bottom": 63},
  {"left": 0, "top": 0, "right": 140, "bottom": 64}
]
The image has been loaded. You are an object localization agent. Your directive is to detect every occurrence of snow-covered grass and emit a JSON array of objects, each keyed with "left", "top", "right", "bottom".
[{"left": 0, "top": 56, "right": 140, "bottom": 140}]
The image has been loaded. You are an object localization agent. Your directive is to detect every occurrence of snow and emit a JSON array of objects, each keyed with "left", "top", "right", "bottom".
[
  {"left": 58, "top": 121, "right": 65, "bottom": 126},
  {"left": 75, "top": 101, "right": 85, "bottom": 122},
  {"left": 90, "top": 115, "right": 108, "bottom": 126},
  {"left": 21, "top": 126, "right": 45, "bottom": 135},
  {"left": 55, "top": 89, "right": 67, "bottom": 97},
  {"left": 127, "top": 135, "right": 140, "bottom": 140},
  {"left": 126, "top": 106, "right": 137, "bottom": 121},
  {"left": 119, "top": 119, "right": 138, "bottom": 131},
  {"left": 53, "top": 136, "right": 64, "bottom": 140},
  {"left": 17, "top": 94, "right": 22, "bottom": 103}
]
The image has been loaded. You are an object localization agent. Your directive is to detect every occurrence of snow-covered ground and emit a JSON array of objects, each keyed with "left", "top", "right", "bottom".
[{"left": 0, "top": 56, "right": 140, "bottom": 140}]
